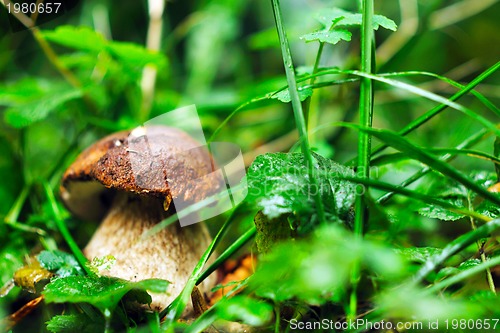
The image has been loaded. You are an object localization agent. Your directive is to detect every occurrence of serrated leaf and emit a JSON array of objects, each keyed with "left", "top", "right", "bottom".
[
  {"left": 476, "top": 199, "right": 500, "bottom": 219},
  {"left": 43, "top": 276, "right": 169, "bottom": 312},
  {"left": 272, "top": 87, "right": 313, "bottom": 102},
  {"left": 372, "top": 15, "right": 398, "bottom": 31},
  {"left": 316, "top": 8, "right": 397, "bottom": 31},
  {"left": 46, "top": 314, "right": 103, "bottom": 333},
  {"left": 216, "top": 296, "right": 273, "bottom": 326},
  {"left": 246, "top": 152, "right": 355, "bottom": 232},
  {"left": 300, "top": 28, "right": 351, "bottom": 45},
  {"left": 396, "top": 247, "right": 443, "bottom": 263},
  {"left": 106, "top": 42, "right": 167, "bottom": 69},
  {"left": 4, "top": 89, "right": 82, "bottom": 128},
  {"left": 458, "top": 258, "right": 481, "bottom": 270},
  {"left": 42, "top": 26, "right": 107, "bottom": 52},
  {"left": 418, "top": 202, "right": 465, "bottom": 221},
  {"left": 37, "top": 250, "right": 84, "bottom": 278}
]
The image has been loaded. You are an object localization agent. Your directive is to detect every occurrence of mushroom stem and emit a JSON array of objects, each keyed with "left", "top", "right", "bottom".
[{"left": 84, "top": 191, "right": 213, "bottom": 312}]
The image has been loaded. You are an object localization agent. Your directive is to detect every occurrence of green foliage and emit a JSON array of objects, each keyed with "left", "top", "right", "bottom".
[
  {"left": 1, "top": 79, "right": 82, "bottom": 128},
  {"left": 43, "top": 275, "right": 169, "bottom": 312},
  {"left": 215, "top": 295, "right": 273, "bottom": 326},
  {"left": 46, "top": 314, "right": 103, "bottom": 333},
  {"left": 301, "top": 28, "right": 352, "bottom": 45},
  {"left": 37, "top": 250, "right": 84, "bottom": 277},
  {"left": 247, "top": 152, "right": 356, "bottom": 232},
  {"left": 1, "top": 0, "right": 499, "bottom": 331},
  {"left": 375, "top": 285, "right": 478, "bottom": 321},
  {"left": 43, "top": 26, "right": 166, "bottom": 69},
  {"left": 495, "top": 137, "right": 500, "bottom": 181},
  {"left": 301, "top": 8, "right": 396, "bottom": 45},
  {"left": 316, "top": 8, "right": 397, "bottom": 31},
  {"left": 0, "top": 240, "right": 27, "bottom": 286},
  {"left": 272, "top": 87, "right": 313, "bottom": 103},
  {"left": 396, "top": 247, "right": 443, "bottom": 264},
  {"left": 416, "top": 171, "right": 499, "bottom": 221},
  {"left": 249, "top": 224, "right": 404, "bottom": 304}
]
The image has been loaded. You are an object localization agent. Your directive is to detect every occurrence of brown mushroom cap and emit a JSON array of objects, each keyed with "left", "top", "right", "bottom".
[{"left": 60, "top": 125, "right": 220, "bottom": 220}]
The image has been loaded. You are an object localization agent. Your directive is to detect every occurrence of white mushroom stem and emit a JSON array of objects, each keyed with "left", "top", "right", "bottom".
[{"left": 84, "top": 191, "right": 214, "bottom": 312}]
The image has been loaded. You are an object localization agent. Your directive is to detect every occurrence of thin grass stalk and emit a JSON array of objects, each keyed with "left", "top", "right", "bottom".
[
  {"left": 42, "top": 182, "right": 91, "bottom": 275},
  {"left": 270, "top": 0, "right": 326, "bottom": 225},
  {"left": 467, "top": 196, "right": 497, "bottom": 294},
  {"left": 196, "top": 226, "right": 256, "bottom": 285},
  {"left": 370, "top": 60, "right": 500, "bottom": 157},
  {"left": 377, "top": 128, "right": 488, "bottom": 204},
  {"left": 349, "top": 0, "right": 374, "bottom": 320}
]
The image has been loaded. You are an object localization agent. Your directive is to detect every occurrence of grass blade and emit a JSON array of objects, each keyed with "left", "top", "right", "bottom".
[
  {"left": 426, "top": 255, "right": 500, "bottom": 294},
  {"left": 270, "top": 0, "right": 326, "bottom": 225},
  {"left": 372, "top": 148, "right": 500, "bottom": 166},
  {"left": 411, "top": 218, "right": 500, "bottom": 284},
  {"left": 342, "top": 124, "right": 500, "bottom": 206},
  {"left": 339, "top": 176, "right": 490, "bottom": 222}
]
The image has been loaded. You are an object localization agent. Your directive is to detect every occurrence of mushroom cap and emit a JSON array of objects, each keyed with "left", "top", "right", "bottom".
[{"left": 60, "top": 126, "right": 220, "bottom": 221}]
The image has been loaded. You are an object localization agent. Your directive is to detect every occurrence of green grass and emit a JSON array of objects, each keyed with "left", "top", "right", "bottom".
[{"left": 1, "top": 0, "right": 500, "bottom": 332}]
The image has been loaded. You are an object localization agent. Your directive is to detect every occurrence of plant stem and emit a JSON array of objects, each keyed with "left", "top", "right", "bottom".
[
  {"left": 42, "top": 182, "right": 91, "bottom": 275},
  {"left": 196, "top": 226, "right": 256, "bottom": 285},
  {"left": 467, "top": 196, "right": 496, "bottom": 294},
  {"left": 270, "top": 0, "right": 326, "bottom": 225},
  {"left": 140, "top": 0, "right": 165, "bottom": 122},
  {"left": 350, "top": 0, "right": 374, "bottom": 320}
]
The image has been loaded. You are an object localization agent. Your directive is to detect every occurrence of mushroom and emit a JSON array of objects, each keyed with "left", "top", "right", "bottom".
[{"left": 60, "top": 125, "right": 219, "bottom": 312}]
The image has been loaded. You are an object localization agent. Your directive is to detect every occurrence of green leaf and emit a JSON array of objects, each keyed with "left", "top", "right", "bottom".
[
  {"left": 316, "top": 8, "right": 397, "bottom": 31},
  {"left": 272, "top": 87, "right": 313, "bottom": 102},
  {"left": 376, "top": 286, "right": 477, "bottom": 322},
  {"left": 216, "top": 296, "right": 273, "bottom": 326},
  {"left": 372, "top": 15, "right": 398, "bottom": 31},
  {"left": 254, "top": 211, "right": 290, "bottom": 253},
  {"left": 300, "top": 29, "right": 351, "bottom": 45},
  {"left": 106, "top": 42, "right": 167, "bottom": 69},
  {"left": 4, "top": 89, "right": 82, "bottom": 128},
  {"left": 458, "top": 258, "right": 481, "bottom": 270},
  {"left": 37, "top": 250, "right": 84, "bottom": 277},
  {"left": 249, "top": 224, "right": 404, "bottom": 303},
  {"left": 46, "top": 314, "right": 103, "bottom": 333},
  {"left": 0, "top": 78, "right": 47, "bottom": 106},
  {"left": 412, "top": 218, "right": 500, "bottom": 284},
  {"left": 0, "top": 240, "right": 27, "bottom": 288},
  {"left": 43, "top": 275, "right": 169, "bottom": 312},
  {"left": 418, "top": 202, "right": 465, "bottom": 221},
  {"left": 246, "top": 152, "right": 356, "bottom": 232},
  {"left": 42, "top": 26, "right": 107, "bottom": 52},
  {"left": 396, "top": 247, "right": 443, "bottom": 264}
]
